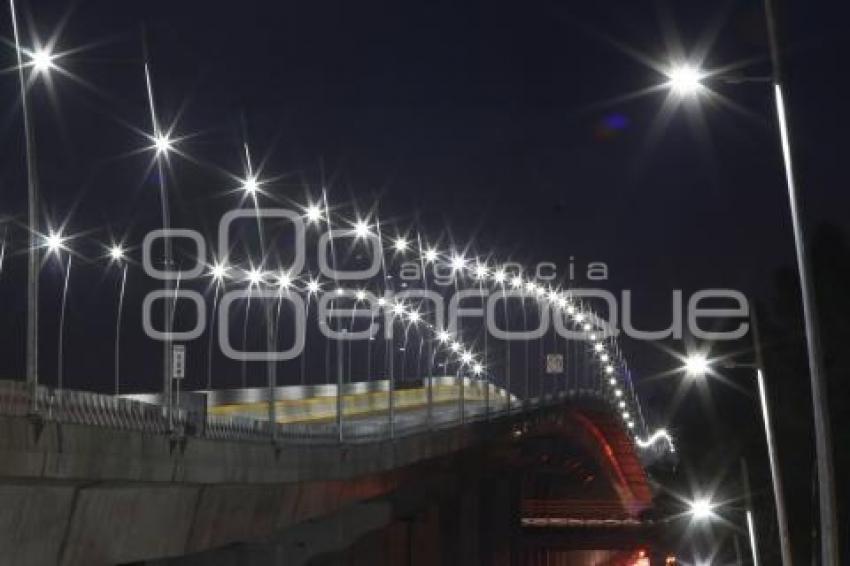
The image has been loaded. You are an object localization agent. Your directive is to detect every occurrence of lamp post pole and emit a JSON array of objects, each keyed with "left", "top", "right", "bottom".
[
  {"left": 762, "top": 0, "right": 838, "bottom": 562},
  {"left": 749, "top": 309, "right": 793, "bottom": 566},
  {"left": 714, "top": 312, "right": 791, "bottom": 565},
  {"left": 9, "top": 0, "right": 41, "bottom": 410},
  {"left": 141, "top": 45, "right": 174, "bottom": 432}
]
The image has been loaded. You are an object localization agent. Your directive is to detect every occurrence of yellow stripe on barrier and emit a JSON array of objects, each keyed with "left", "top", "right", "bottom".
[{"left": 208, "top": 384, "right": 498, "bottom": 424}]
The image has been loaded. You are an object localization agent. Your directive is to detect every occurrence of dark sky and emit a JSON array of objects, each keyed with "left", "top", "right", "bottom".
[
  {"left": 1, "top": 1, "right": 846, "bottom": 386},
  {"left": 3, "top": 1, "right": 844, "bottom": 364},
  {"left": 1, "top": 0, "right": 848, "bottom": 560}
]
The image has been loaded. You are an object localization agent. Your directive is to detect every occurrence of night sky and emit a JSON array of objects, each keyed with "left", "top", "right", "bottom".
[{"left": 1, "top": 0, "right": 848, "bottom": 561}]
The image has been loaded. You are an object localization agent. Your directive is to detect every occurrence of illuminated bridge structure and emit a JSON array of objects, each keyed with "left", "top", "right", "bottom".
[
  {"left": 0, "top": 14, "right": 685, "bottom": 561},
  {"left": 0, "top": 368, "right": 668, "bottom": 566},
  {"left": 0, "top": 193, "right": 673, "bottom": 565}
]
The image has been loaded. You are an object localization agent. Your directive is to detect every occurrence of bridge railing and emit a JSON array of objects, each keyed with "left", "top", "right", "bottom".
[
  {"left": 0, "top": 380, "right": 201, "bottom": 435},
  {"left": 0, "top": 378, "right": 623, "bottom": 446}
]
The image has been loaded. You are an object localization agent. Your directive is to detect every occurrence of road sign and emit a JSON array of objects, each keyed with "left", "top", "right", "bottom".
[
  {"left": 172, "top": 345, "right": 186, "bottom": 380},
  {"left": 546, "top": 353, "right": 564, "bottom": 374}
]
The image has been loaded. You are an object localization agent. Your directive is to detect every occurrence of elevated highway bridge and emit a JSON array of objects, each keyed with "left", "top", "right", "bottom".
[{"left": 0, "top": 373, "right": 666, "bottom": 566}]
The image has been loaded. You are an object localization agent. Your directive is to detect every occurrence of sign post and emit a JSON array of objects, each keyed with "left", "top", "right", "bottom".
[
  {"left": 546, "top": 354, "right": 564, "bottom": 399},
  {"left": 172, "top": 344, "right": 186, "bottom": 380},
  {"left": 545, "top": 353, "right": 564, "bottom": 375},
  {"left": 172, "top": 344, "right": 185, "bottom": 430}
]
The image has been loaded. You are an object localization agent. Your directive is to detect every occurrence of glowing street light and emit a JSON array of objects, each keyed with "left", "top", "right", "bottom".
[
  {"left": 666, "top": 64, "right": 704, "bottom": 97},
  {"left": 658, "top": 27, "right": 838, "bottom": 557},
  {"left": 353, "top": 219, "right": 371, "bottom": 238},
  {"left": 30, "top": 47, "right": 55, "bottom": 74},
  {"left": 393, "top": 237, "right": 409, "bottom": 252},
  {"left": 277, "top": 270, "right": 292, "bottom": 290},
  {"left": 210, "top": 261, "right": 229, "bottom": 281},
  {"left": 240, "top": 175, "right": 259, "bottom": 195},
  {"left": 450, "top": 253, "right": 466, "bottom": 272},
  {"left": 245, "top": 267, "right": 264, "bottom": 286},
  {"left": 635, "top": 428, "right": 674, "bottom": 450},
  {"left": 304, "top": 204, "right": 323, "bottom": 222},
  {"left": 684, "top": 353, "right": 709, "bottom": 378},
  {"left": 306, "top": 278, "right": 321, "bottom": 294},
  {"left": 423, "top": 248, "right": 438, "bottom": 263},
  {"left": 108, "top": 244, "right": 125, "bottom": 262},
  {"left": 44, "top": 231, "right": 65, "bottom": 255},
  {"left": 689, "top": 497, "right": 715, "bottom": 521},
  {"left": 437, "top": 329, "right": 451, "bottom": 343},
  {"left": 152, "top": 133, "right": 173, "bottom": 156}
]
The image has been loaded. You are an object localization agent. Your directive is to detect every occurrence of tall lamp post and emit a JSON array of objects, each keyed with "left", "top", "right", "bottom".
[
  {"left": 9, "top": 0, "right": 49, "bottom": 409},
  {"left": 662, "top": 0, "right": 838, "bottom": 558},
  {"left": 142, "top": 42, "right": 177, "bottom": 430},
  {"left": 763, "top": 2, "right": 838, "bottom": 562},
  {"left": 684, "top": 341, "right": 791, "bottom": 566}
]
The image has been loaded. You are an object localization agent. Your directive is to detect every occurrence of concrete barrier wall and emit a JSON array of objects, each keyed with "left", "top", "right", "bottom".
[{"left": 0, "top": 407, "right": 544, "bottom": 566}]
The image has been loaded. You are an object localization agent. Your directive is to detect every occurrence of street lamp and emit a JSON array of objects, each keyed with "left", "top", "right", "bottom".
[
  {"left": 683, "top": 353, "right": 709, "bottom": 378},
  {"left": 689, "top": 497, "right": 715, "bottom": 521},
  {"left": 304, "top": 203, "right": 323, "bottom": 223},
  {"left": 30, "top": 47, "right": 56, "bottom": 74},
  {"left": 240, "top": 175, "right": 259, "bottom": 196},
  {"left": 660, "top": 6, "right": 838, "bottom": 558},
  {"left": 142, "top": 38, "right": 181, "bottom": 431},
  {"left": 393, "top": 237, "right": 409, "bottom": 252},
  {"left": 423, "top": 248, "right": 439, "bottom": 263},
  {"left": 44, "top": 231, "right": 66, "bottom": 255},
  {"left": 352, "top": 219, "right": 371, "bottom": 238},
  {"left": 666, "top": 64, "right": 704, "bottom": 97},
  {"left": 9, "top": 0, "right": 63, "bottom": 409},
  {"left": 44, "top": 232, "right": 72, "bottom": 403},
  {"left": 678, "top": 342, "right": 791, "bottom": 566},
  {"left": 108, "top": 244, "right": 125, "bottom": 262},
  {"left": 108, "top": 244, "right": 128, "bottom": 396},
  {"left": 152, "top": 133, "right": 173, "bottom": 156}
]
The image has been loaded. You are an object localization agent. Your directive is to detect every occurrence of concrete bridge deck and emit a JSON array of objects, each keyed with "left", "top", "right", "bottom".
[{"left": 0, "top": 377, "right": 653, "bottom": 565}]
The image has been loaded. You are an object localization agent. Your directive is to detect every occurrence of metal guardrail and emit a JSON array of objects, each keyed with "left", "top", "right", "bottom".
[
  {"left": 0, "top": 378, "right": 636, "bottom": 446},
  {"left": 0, "top": 380, "right": 196, "bottom": 435}
]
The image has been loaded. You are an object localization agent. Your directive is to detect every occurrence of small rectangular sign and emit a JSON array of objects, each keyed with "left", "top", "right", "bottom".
[
  {"left": 545, "top": 353, "right": 564, "bottom": 374},
  {"left": 172, "top": 344, "right": 186, "bottom": 380}
]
